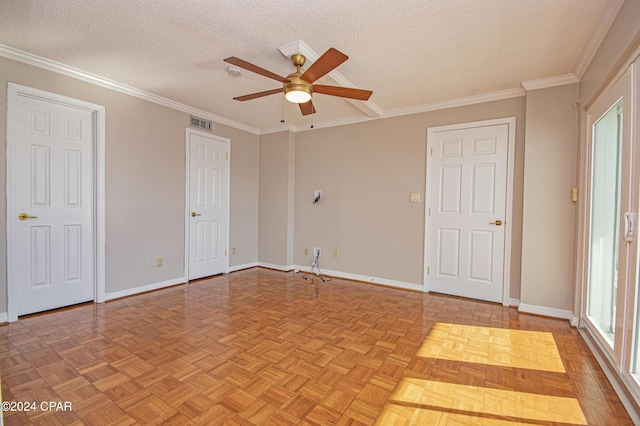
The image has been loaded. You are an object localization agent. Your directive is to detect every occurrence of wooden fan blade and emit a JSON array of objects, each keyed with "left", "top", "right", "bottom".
[
  {"left": 314, "top": 85, "right": 373, "bottom": 101},
  {"left": 299, "top": 100, "right": 316, "bottom": 116},
  {"left": 224, "top": 57, "right": 290, "bottom": 83},
  {"left": 300, "top": 48, "right": 348, "bottom": 83},
  {"left": 233, "top": 88, "right": 282, "bottom": 101}
]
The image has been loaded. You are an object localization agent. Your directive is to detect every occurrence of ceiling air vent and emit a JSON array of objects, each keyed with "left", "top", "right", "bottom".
[{"left": 190, "top": 116, "right": 212, "bottom": 132}]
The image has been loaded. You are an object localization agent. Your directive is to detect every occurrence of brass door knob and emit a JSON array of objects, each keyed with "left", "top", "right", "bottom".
[
  {"left": 490, "top": 220, "right": 503, "bottom": 226},
  {"left": 191, "top": 212, "right": 201, "bottom": 217},
  {"left": 18, "top": 213, "right": 38, "bottom": 220}
]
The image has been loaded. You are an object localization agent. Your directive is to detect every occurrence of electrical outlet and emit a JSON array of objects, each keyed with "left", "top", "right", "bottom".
[
  {"left": 333, "top": 249, "right": 339, "bottom": 258},
  {"left": 143, "top": 259, "right": 150, "bottom": 269},
  {"left": 304, "top": 248, "right": 309, "bottom": 256},
  {"left": 156, "top": 257, "right": 163, "bottom": 267},
  {"left": 313, "top": 247, "right": 321, "bottom": 256},
  {"left": 232, "top": 247, "right": 237, "bottom": 255}
]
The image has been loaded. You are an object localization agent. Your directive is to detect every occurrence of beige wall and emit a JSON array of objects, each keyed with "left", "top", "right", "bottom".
[
  {"left": 226, "top": 127, "right": 260, "bottom": 268},
  {"left": 520, "top": 84, "right": 579, "bottom": 311},
  {"left": 290, "top": 98, "right": 526, "bottom": 297},
  {"left": 258, "top": 131, "right": 292, "bottom": 267},
  {"left": 0, "top": 56, "right": 259, "bottom": 307},
  {"left": 104, "top": 95, "right": 186, "bottom": 292}
]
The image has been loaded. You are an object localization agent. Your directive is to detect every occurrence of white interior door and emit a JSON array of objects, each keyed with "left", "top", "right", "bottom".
[
  {"left": 187, "top": 130, "right": 230, "bottom": 280},
  {"left": 426, "top": 121, "right": 511, "bottom": 303},
  {"left": 10, "top": 92, "right": 95, "bottom": 316}
]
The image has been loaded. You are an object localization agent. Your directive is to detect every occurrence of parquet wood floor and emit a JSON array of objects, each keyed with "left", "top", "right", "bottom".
[{"left": 0, "top": 268, "right": 633, "bottom": 425}]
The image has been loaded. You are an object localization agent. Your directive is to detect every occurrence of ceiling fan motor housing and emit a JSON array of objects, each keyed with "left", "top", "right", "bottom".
[{"left": 284, "top": 74, "right": 313, "bottom": 103}]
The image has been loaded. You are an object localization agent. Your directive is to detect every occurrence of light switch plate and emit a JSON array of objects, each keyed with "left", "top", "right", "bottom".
[{"left": 410, "top": 192, "right": 421, "bottom": 203}]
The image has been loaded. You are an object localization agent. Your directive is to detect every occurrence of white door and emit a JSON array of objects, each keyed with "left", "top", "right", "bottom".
[
  {"left": 426, "top": 121, "right": 511, "bottom": 303},
  {"left": 11, "top": 93, "right": 95, "bottom": 316},
  {"left": 186, "top": 130, "right": 230, "bottom": 280}
]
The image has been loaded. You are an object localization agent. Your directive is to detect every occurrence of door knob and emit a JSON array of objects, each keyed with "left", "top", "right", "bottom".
[
  {"left": 18, "top": 213, "right": 38, "bottom": 220},
  {"left": 191, "top": 212, "right": 201, "bottom": 217},
  {"left": 490, "top": 220, "right": 503, "bottom": 226}
]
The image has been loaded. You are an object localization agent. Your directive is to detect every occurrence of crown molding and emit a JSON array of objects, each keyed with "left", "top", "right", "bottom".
[
  {"left": 278, "top": 87, "right": 527, "bottom": 133},
  {"left": 383, "top": 87, "right": 526, "bottom": 119},
  {"left": 520, "top": 73, "right": 579, "bottom": 92},
  {"left": 2, "top": 43, "right": 592, "bottom": 136},
  {"left": 259, "top": 122, "right": 297, "bottom": 135},
  {"left": 292, "top": 114, "right": 376, "bottom": 133},
  {"left": 573, "top": 0, "right": 626, "bottom": 79},
  {"left": 0, "top": 44, "right": 261, "bottom": 135}
]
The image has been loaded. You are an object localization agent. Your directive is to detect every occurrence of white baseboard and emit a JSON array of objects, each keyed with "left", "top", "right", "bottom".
[
  {"left": 229, "top": 262, "right": 258, "bottom": 272},
  {"left": 250, "top": 262, "right": 422, "bottom": 291},
  {"left": 518, "top": 303, "right": 576, "bottom": 323},
  {"left": 104, "top": 277, "right": 187, "bottom": 301},
  {"left": 293, "top": 265, "right": 423, "bottom": 292},
  {"left": 257, "top": 262, "right": 295, "bottom": 272},
  {"left": 0, "top": 312, "right": 8, "bottom": 323}
]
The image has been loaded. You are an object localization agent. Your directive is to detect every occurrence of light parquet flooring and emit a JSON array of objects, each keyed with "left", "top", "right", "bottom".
[{"left": 0, "top": 268, "right": 633, "bottom": 425}]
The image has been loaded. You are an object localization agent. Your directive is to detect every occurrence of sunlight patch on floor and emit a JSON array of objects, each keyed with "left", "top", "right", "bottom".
[
  {"left": 377, "top": 405, "right": 548, "bottom": 425},
  {"left": 379, "top": 379, "right": 586, "bottom": 425},
  {"left": 417, "top": 323, "right": 565, "bottom": 372}
]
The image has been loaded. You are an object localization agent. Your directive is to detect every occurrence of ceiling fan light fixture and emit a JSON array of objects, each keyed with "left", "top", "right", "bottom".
[{"left": 284, "top": 84, "right": 312, "bottom": 103}]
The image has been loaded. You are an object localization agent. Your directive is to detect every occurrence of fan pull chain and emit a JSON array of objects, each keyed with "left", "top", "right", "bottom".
[{"left": 280, "top": 96, "right": 285, "bottom": 123}]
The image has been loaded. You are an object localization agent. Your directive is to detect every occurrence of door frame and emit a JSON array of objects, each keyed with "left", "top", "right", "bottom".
[
  {"left": 184, "top": 128, "right": 231, "bottom": 280},
  {"left": 577, "top": 68, "right": 633, "bottom": 364},
  {"left": 424, "top": 117, "right": 516, "bottom": 305},
  {"left": 6, "top": 83, "right": 106, "bottom": 321}
]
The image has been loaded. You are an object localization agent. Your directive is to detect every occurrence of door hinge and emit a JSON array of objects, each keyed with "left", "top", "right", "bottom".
[
  {"left": 226, "top": 152, "right": 229, "bottom": 160},
  {"left": 224, "top": 249, "right": 227, "bottom": 256},
  {"left": 428, "top": 207, "right": 432, "bottom": 215},
  {"left": 427, "top": 266, "right": 430, "bottom": 275},
  {"left": 430, "top": 147, "right": 433, "bottom": 156}
]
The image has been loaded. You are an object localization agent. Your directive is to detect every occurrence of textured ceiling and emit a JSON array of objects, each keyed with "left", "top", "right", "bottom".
[{"left": 0, "top": 0, "right": 616, "bottom": 133}]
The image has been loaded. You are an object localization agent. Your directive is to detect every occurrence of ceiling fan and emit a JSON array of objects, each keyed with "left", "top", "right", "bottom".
[{"left": 224, "top": 48, "right": 373, "bottom": 116}]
